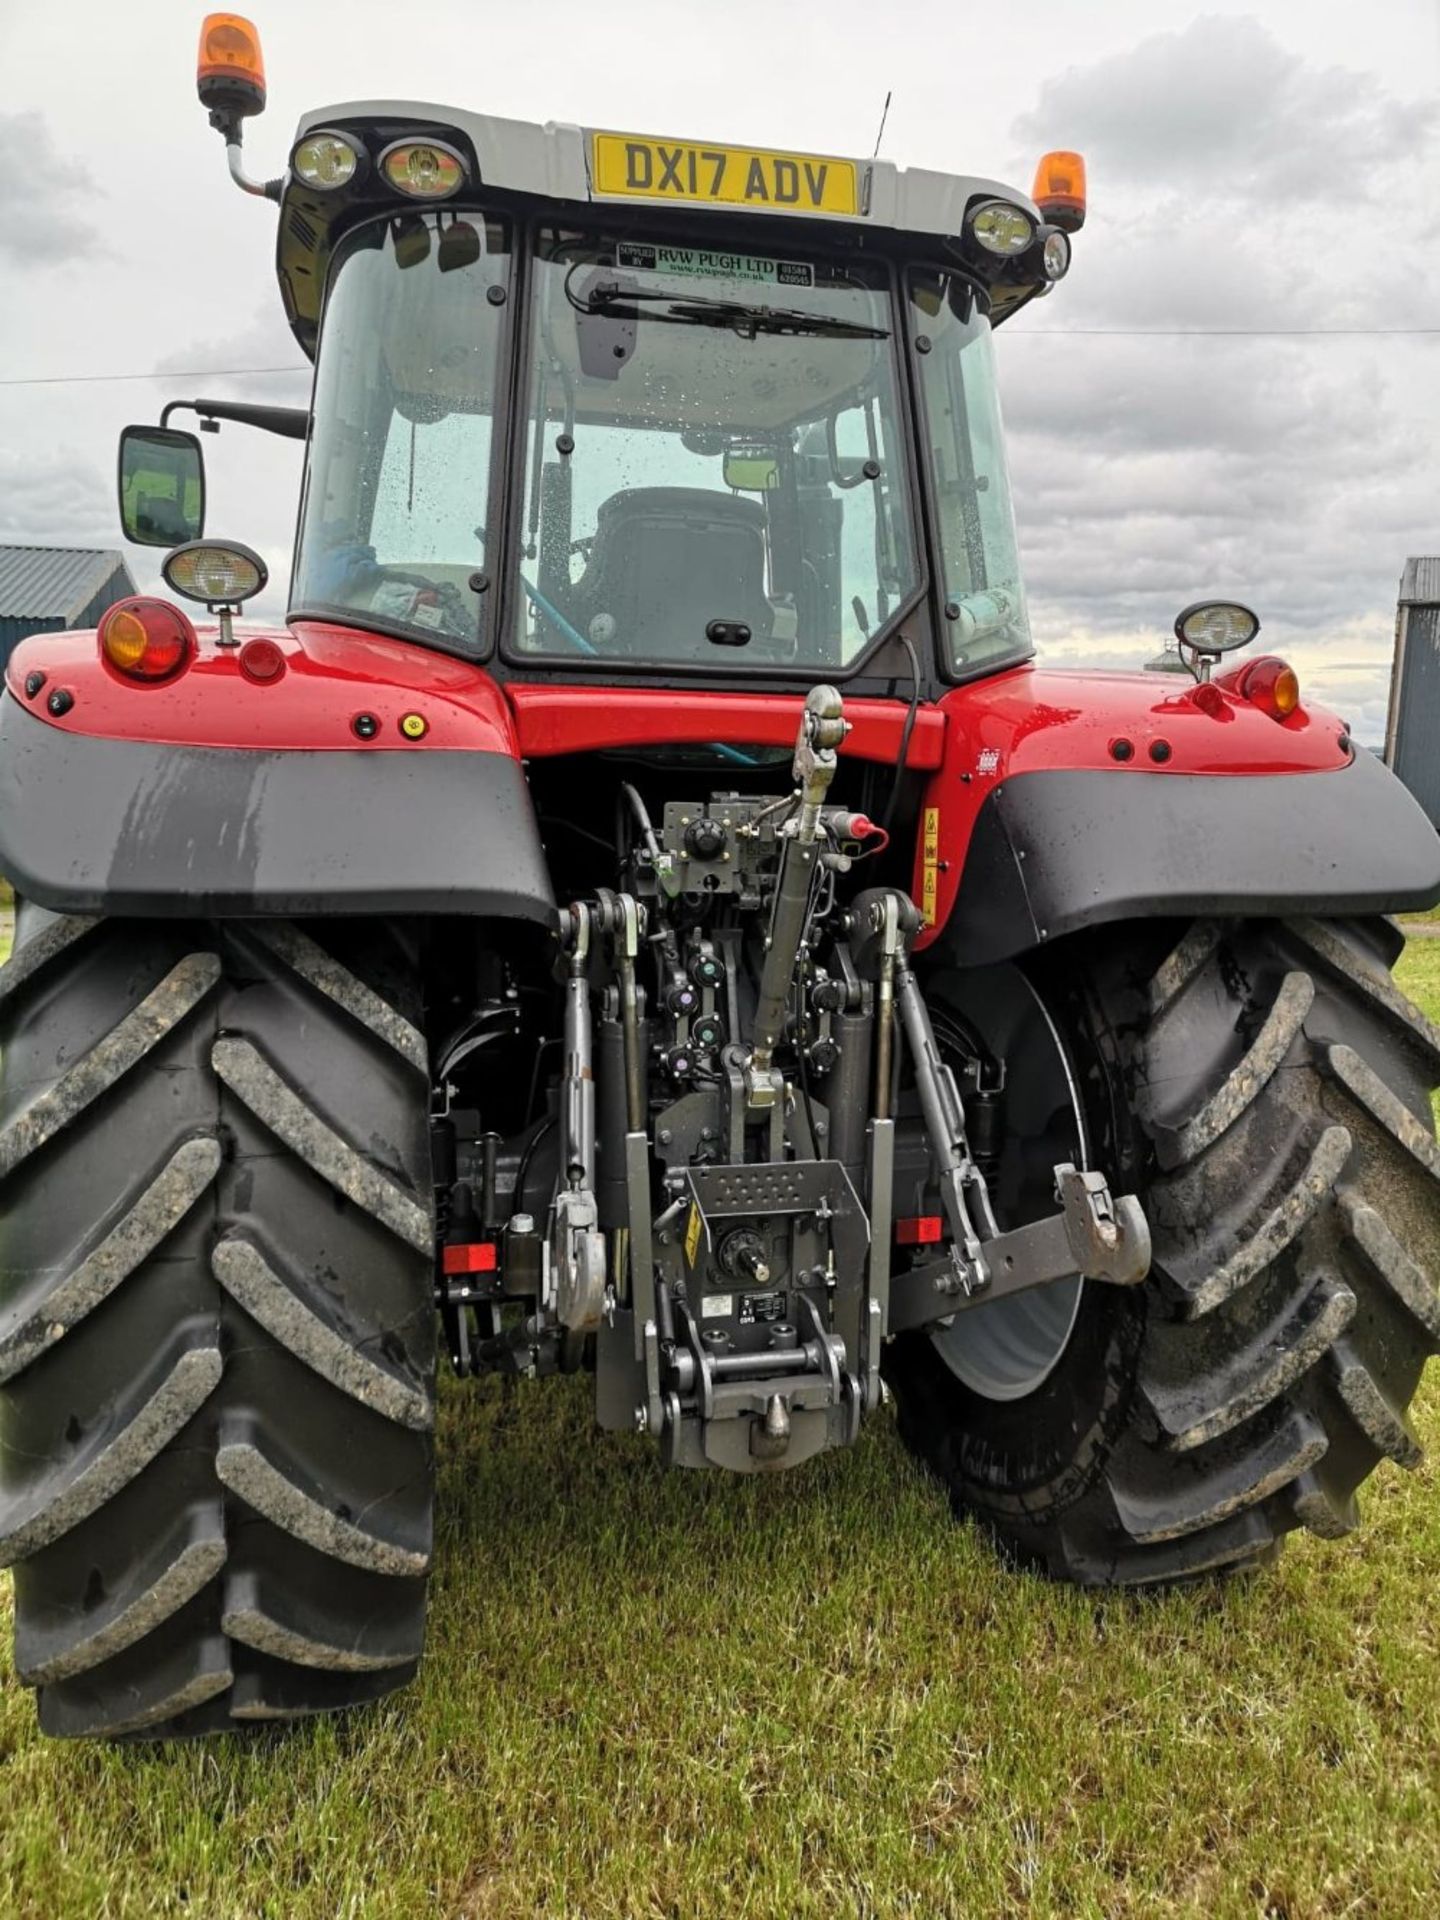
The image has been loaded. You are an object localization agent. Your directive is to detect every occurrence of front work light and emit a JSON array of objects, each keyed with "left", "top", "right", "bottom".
[
  {"left": 379, "top": 139, "right": 467, "bottom": 199},
  {"left": 1032, "top": 151, "right": 1086, "bottom": 232},
  {"left": 968, "top": 200, "right": 1035, "bottom": 256},
  {"left": 292, "top": 130, "right": 362, "bottom": 191},
  {"left": 196, "top": 13, "right": 266, "bottom": 119},
  {"left": 1042, "top": 230, "right": 1071, "bottom": 281},
  {"left": 98, "top": 598, "right": 196, "bottom": 683},
  {"left": 1175, "top": 601, "right": 1261, "bottom": 653}
]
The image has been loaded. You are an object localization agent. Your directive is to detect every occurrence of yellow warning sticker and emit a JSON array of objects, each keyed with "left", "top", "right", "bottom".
[
  {"left": 921, "top": 806, "right": 941, "bottom": 925},
  {"left": 684, "top": 1201, "right": 703, "bottom": 1269}
]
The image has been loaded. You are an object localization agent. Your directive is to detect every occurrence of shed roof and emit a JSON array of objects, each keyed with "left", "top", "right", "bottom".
[
  {"left": 1398, "top": 557, "right": 1440, "bottom": 608},
  {"left": 0, "top": 546, "right": 135, "bottom": 622}
]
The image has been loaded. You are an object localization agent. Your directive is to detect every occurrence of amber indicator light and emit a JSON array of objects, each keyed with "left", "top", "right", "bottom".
[
  {"left": 1237, "top": 656, "right": 1301, "bottom": 721},
  {"left": 97, "top": 597, "right": 196, "bottom": 683}
]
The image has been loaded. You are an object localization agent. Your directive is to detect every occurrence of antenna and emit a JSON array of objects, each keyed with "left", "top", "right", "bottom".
[{"left": 872, "top": 89, "right": 892, "bottom": 159}]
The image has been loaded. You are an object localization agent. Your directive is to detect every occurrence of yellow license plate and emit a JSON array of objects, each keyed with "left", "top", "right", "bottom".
[{"left": 591, "top": 132, "right": 860, "bottom": 216}]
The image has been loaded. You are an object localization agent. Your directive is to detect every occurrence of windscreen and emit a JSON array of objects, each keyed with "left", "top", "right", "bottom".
[
  {"left": 511, "top": 230, "right": 920, "bottom": 670},
  {"left": 291, "top": 212, "right": 510, "bottom": 647},
  {"left": 909, "top": 271, "right": 1031, "bottom": 675}
]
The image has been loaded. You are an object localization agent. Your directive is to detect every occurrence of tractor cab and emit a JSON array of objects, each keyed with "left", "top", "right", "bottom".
[
  {"left": 132, "top": 12, "right": 1083, "bottom": 704},
  {"left": 289, "top": 205, "right": 1039, "bottom": 690}
]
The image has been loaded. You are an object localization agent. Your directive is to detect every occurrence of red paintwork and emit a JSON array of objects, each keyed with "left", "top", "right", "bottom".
[
  {"left": 505, "top": 684, "right": 948, "bottom": 768},
  {"left": 7, "top": 621, "right": 1350, "bottom": 947},
  {"left": 909, "top": 664, "right": 1352, "bottom": 949},
  {"left": 5, "top": 620, "right": 520, "bottom": 755},
  {"left": 6, "top": 619, "right": 944, "bottom": 767}
]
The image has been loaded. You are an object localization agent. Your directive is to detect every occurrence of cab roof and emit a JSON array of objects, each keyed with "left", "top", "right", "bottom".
[{"left": 276, "top": 101, "right": 1050, "bottom": 356}]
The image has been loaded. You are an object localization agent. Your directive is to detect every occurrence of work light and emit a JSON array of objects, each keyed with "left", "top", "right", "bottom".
[
  {"left": 968, "top": 200, "right": 1035, "bottom": 256},
  {"left": 291, "top": 130, "right": 362, "bottom": 190},
  {"left": 1042, "top": 230, "right": 1071, "bottom": 281},
  {"left": 379, "top": 139, "right": 468, "bottom": 200},
  {"left": 1174, "top": 601, "right": 1260, "bottom": 653}
]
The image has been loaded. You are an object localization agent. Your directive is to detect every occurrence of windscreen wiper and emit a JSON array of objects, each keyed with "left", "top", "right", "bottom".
[{"left": 581, "top": 282, "right": 889, "bottom": 340}]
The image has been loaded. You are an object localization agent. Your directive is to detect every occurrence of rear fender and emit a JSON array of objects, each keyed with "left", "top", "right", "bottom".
[
  {"left": 0, "top": 620, "right": 554, "bottom": 921},
  {"left": 916, "top": 665, "right": 1440, "bottom": 963}
]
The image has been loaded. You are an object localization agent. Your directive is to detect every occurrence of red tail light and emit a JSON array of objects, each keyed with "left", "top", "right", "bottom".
[
  {"left": 1234, "top": 655, "right": 1301, "bottom": 721},
  {"left": 97, "top": 597, "right": 196, "bottom": 683},
  {"left": 896, "top": 1216, "right": 944, "bottom": 1247}
]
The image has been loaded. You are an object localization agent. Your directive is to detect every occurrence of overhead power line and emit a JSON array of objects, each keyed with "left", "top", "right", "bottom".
[
  {"left": 1015, "top": 327, "right": 1440, "bottom": 338},
  {"left": 0, "top": 327, "right": 1437, "bottom": 390},
  {"left": 0, "top": 365, "right": 310, "bottom": 389}
]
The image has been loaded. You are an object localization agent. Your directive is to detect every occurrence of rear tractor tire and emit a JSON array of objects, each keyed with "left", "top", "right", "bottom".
[
  {"left": 0, "top": 908, "right": 435, "bottom": 1738},
  {"left": 887, "top": 916, "right": 1440, "bottom": 1585}
]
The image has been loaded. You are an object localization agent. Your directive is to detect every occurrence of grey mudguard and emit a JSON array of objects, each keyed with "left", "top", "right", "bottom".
[
  {"left": 0, "top": 697, "right": 554, "bottom": 920},
  {"left": 944, "top": 751, "right": 1440, "bottom": 965}
]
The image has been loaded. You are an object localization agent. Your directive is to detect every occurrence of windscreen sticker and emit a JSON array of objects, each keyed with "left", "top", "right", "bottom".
[{"left": 616, "top": 241, "right": 814, "bottom": 288}]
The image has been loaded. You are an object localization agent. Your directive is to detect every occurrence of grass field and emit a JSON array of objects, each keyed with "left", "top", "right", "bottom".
[{"left": 0, "top": 936, "right": 1437, "bottom": 1918}]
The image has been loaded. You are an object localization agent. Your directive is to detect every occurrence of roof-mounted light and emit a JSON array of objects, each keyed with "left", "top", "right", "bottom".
[
  {"left": 196, "top": 13, "right": 266, "bottom": 120},
  {"left": 291, "top": 130, "right": 363, "bottom": 191},
  {"left": 968, "top": 199, "right": 1035, "bottom": 257},
  {"left": 379, "top": 138, "right": 468, "bottom": 200},
  {"left": 1042, "top": 230, "right": 1071, "bottom": 282},
  {"left": 1032, "top": 151, "right": 1086, "bottom": 233}
]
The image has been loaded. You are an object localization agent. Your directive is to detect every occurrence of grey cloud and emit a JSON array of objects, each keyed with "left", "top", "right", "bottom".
[
  {"left": 1012, "top": 20, "right": 1438, "bottom": 333},
  {"left": 1014, "top": 16, "right": 1432, "bottom": 201},
  {"left": 0, "top": 113, "right": 104, "bottom": 267},
  {"left": 994, "top": 21, "right": 1435, "bottom": 743},
  {"left": 0, "top": 446, "right": 113, "bottom": 548},
  {"left": 153, "top": 306, "right": 309, "bottom": 384}
]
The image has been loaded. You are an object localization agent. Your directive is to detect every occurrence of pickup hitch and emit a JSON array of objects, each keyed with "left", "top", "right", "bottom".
[
  {"left": 887, "top": 1165, "right": 1151, "bottom": 1334},
  {"left": 883, "top": 932, "right": 1151, "bottom": 1336}
]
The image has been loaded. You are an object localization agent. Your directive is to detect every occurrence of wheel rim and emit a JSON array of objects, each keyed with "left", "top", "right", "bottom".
[{"left": 925, "top": 965, "right": 1088, "bottom": 1403}]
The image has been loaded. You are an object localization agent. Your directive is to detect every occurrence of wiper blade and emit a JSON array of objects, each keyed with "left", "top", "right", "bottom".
[{"left": 583, "top": 282, "right": 889, "bottom": 340}]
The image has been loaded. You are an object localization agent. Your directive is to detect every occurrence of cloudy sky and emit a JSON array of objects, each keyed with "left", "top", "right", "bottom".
[{"left": 2, "top": 0, "right": 1435, "bottom": 742}]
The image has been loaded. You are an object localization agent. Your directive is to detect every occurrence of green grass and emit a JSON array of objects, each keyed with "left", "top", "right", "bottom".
[{"left": 0, "top": 939, "right": 1436, "bottom": 1918}]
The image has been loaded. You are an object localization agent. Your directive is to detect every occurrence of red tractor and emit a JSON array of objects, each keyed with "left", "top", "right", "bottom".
[{"left": 1, "top": 15, "right": 1437, "bottom": 1741}]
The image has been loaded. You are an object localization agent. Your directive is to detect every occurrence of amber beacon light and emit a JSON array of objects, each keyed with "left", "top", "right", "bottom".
[
  {"left": 197, "top": 13, "right": 267, "bottom": 120},
  {"left": 1032, "top": 151, "right": 1086, "bottom": 232}
]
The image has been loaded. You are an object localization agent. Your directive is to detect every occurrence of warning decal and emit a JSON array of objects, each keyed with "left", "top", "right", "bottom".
[{"left": 921, "top": 807, "right": 941, "bottom": 926}]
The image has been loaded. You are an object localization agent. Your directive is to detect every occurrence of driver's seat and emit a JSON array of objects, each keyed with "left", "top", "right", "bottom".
[{"left": 568, "top": 487, "right": 771, "bottom": 656}]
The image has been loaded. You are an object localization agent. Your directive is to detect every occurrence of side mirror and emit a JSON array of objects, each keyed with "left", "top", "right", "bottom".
[{"left": 118, "top": 426, "right": 206, "bottom": 548}]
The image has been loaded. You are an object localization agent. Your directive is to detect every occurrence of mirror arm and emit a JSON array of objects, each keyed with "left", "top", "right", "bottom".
[{"left": 160, "top": 398, "right": 308, "bottom": 442}]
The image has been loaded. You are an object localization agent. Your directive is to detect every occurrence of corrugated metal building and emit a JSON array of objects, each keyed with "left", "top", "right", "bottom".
[
  {"left": 0, "top": 546, "right": 137, "bottom": 672},
  {"left": 1386, "top": 558, "right": 1440, "bottom": 831}
]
